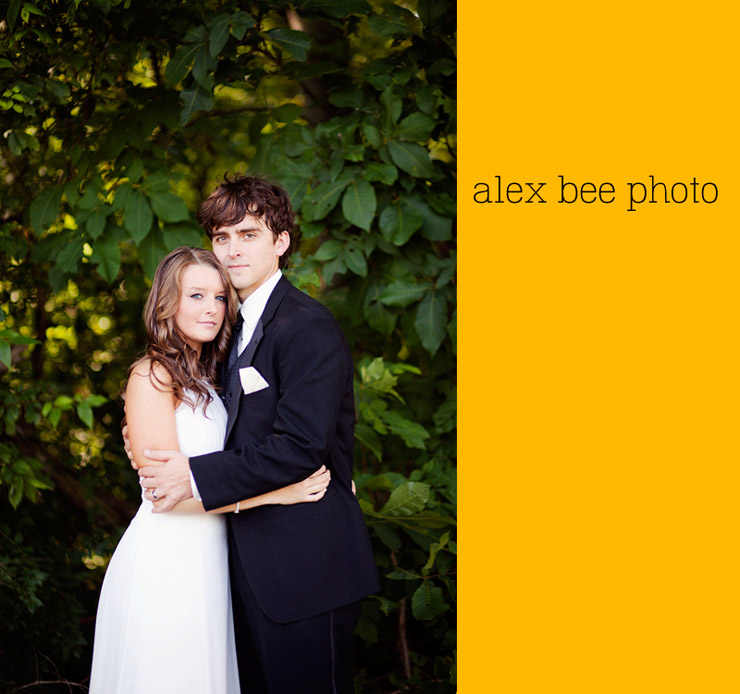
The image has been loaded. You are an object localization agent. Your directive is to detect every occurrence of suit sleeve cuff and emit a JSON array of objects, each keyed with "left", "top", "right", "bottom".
[{"left": 190, "top": 471, "right": 202, "bottom": 502}]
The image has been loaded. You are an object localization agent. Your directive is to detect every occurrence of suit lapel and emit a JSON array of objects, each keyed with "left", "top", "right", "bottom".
[
  {"left": 223, "top": 276, "right": 293, "bottom": 443},
  {"left": 224, "top": 319, "right": 263, "bottom": 440}
]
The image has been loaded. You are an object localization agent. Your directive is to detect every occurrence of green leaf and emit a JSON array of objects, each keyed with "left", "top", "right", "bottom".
[
  {"left": 368, "top": 13, "right": 410, "bottom": 38},
  {"left": 354, "top": 423, "right": 383, "bottom": 461},
  {"left": 381, "top": 481, "right": 430, "bottom": 516},
  {"left": 382, "top": 411, "right": 430, "bottom": 449},
  {"left": 91, "top": 236, "right": 121, "bottom": 284},
  {"left": 110, "top": 182, "right": 133, "bottom": 211},
  {"left": 428, "top": 58, "right": 456, "bottom": 77},
  {"left": 416, "top": 84, "right": 437, "bottom": 115},
  {"left": 402, "top": 195, "right": 453, "bottom": 241},
  {"left": 46, "top": 79, "right": 70, "bottom": 100},
  {"left": 415, "top": 291, "right": 447, "bottom": 355},
  {"left": 322, "top": 255, "right": 346, "bottom": 284},
  {"left": 373, "top": 523, "right": 402, "bottom": 551},
  {"left": 126, "top": 158, "right": 144, "bottom": 183},
  {"left": 165, "top": 43, "right": 200, "bottom": 85},
  {"left": 363, "top": 162, "right": 397, "bottom": 185},
  {"left": 190, "top": 45, "right": 214, "bottom": 90},
  {"left": 407, "top": 511, "right": 457, "bottom": 529},
  {"left": 387, "top": 140, "right": 434, "bottom": 178},
  {"left": 422, "top": 531, "right": 450, "bottom": 573},
  {"left": 208, "top": 13, "right": 231, "bottom": 57},
  {"left": 138, "top": 228, "right": 169, "bottom": 278},
  {"left": 354, "top": 614, "right": 378, "bottom": 645},
  {"left": 86, "top": 208, "right": 108, "bottom": 239},
  {"left": 300, "top": 0, "right": 371, "bottom": 18},
  {"left": 29, "top": 188, "right": 62, "bottom": 235},
  {"left": 140, "top": 171, "right": 171, "bottom": 193},
  {"left": 302, "top": 179, "right": 351, "bottom": 221},
  {"left": 272, "top": 103, "right": 302, "bottom": 123},
  {"left": 183, "top": 24, "right": 207, "bottom": 44},
  {"left": 7, "top": 131, "right": 21, "bottom": 154},
  {"left": 378, "top": 201, "right": 423, "bottom": 246},
  {"left": 385, "top": 567, "right": 422, "bottom": 580},
  {"left": 124, "top": 191, "right": 153, "bottom": 244},
  {"left": 417, "top": 0, "right": 448, "bottom": 33},
  {"left": 84, "top": 394, "right": 108, "bottom": 407},
  {"left": 396, "top": 112, "right": 436, "bottom": 142},
  {"left": 53, "top": 395, "right": 73, "bottom": 410},
  {"left": 161, "top": 224, "right": 203, "bottom": 250},
  {"left": 179, "top": 85, "right": 214, "bottom": 126},
  {"left": 363, "top": 282, "right": 397, "bottom": 336},
  {"left": 267, "top": 28, "right": 312, "bottom": 61},
  {"left": 362, "top": 123, "right": 382, "bottom": 147},
  {"left": 379, "top": 279, "right": 431, "bottom": 307},
  {"left": 330, "top": 87, "right": 363, "bottom": 109},
  {"left": 0, "top": 329, "right": 37, "bottom": 346},
  {"left": 411, "top": 581, "right": 449, "bottom": 621},
  {"left": 9, "top": 483, "right": 23, "bottom": 509},
  {"left": 230, "top": 11, "right": 255, "bottom": 40},
  {"left": 23, "top": 3, "right": 44, "bottom": 16},
  {"left": 341, "top": 179, "right": 376, "bottom": 231},
  {"left": 55, "top": 236, "right": 84, "bottom": 273},
  {"left": 7, "top": 0, "right": 21, "bottom": 31},
  {"left": 343, "top": 246, "right": 367, "bottom": 277},
  {"left": 76, "top": 402, "right": 93, "bottom": 428},
  {"left": 0, "top": 58, "right": 15, "bottom": 69},
  {"left": 380, "top": 86, "right": 402, "bottom": 131},
  {"left": 148, "top": 191, "right": 189, "bottom": 223},
  {"left": 313, "top": 239, "right": 344, "bottom": 261},
  {"left": 0, "top": 340, "right": 10, "bottom": 368}
]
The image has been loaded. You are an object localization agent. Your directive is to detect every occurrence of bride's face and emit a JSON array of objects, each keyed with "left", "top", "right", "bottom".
[{"left": 174, "top": 264, "right": 228, "bottom": 354}]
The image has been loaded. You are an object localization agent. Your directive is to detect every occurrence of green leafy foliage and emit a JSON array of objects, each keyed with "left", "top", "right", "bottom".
[{"left": 0, "top": 0, "right": 455, "bottom": 690}]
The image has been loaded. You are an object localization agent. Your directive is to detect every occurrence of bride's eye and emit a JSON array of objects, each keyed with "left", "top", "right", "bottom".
[{"left": 190, "top": 293, "right": 204, "bottom": 299}]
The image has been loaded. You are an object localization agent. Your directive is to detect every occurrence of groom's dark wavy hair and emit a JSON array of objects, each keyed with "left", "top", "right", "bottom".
[
  {"left": 127, "top": 247, "right": 237, "bottom": 413},
  {"left": 197, "top": 173, "right": 296, "bottom": 269}
]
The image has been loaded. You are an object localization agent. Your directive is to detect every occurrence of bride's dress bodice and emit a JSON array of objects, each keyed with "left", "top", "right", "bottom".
[{"left": 176, "top": 388, "right": 227, "bottom": 456}]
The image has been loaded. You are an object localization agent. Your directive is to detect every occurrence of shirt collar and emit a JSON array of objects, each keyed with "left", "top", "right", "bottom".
[{"left": 238, "top": 270, "right": 282, "bottom": 329}]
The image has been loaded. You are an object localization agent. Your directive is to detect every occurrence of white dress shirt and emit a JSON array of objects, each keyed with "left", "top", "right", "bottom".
[{"left": 190, "top": 270, "right": 282, "bottom": 502}]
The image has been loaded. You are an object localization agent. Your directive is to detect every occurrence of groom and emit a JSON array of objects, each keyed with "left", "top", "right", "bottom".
[{"left": 138, "top": 174, "right": 380, "bottom": 693}]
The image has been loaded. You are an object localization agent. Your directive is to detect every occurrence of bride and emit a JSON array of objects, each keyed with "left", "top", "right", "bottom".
[{"left": 89, "top": 247, "right": 330, "bottom": 693}]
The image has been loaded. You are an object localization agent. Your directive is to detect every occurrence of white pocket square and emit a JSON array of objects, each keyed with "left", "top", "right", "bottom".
[{"left": 239, "top": 366, "right": 269, "bottom": 395}]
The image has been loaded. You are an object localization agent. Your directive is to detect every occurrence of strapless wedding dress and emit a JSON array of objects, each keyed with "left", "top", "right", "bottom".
[{"left": 89, "top": 390, "right": 239, "bottom": 693}]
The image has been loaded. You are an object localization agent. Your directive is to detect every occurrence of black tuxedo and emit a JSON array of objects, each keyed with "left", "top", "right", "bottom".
[{"left": 190, "top": 276, "right": 379, "bottom": 691}]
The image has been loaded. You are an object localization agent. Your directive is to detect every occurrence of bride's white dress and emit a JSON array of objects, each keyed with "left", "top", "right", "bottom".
[{"left": 89, "top": 390, "right": 239, "bottom": 694}]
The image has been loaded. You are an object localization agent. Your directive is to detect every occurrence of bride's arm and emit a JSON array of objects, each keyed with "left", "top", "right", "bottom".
[
  {"left": 170, "top": 466, "right": 332, "bottom": 514},
  {"left": 125, "top": 360, "right": 180, "bottom": 471}
]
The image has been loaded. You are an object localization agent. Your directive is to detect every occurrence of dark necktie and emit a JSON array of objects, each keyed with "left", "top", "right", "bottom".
[{"left": 227, "top": 312, "right": 244, "bottom": 371}]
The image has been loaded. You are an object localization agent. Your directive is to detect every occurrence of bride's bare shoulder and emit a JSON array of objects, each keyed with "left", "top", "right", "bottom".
[
  {"left": 126, "top": 358, "right": 175, "bottom": 402},
  {"left": 129, "top": 357, "right": 172, "bottom": 382}
]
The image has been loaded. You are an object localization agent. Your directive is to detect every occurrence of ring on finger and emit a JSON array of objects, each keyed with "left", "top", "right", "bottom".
[{"left": 152, "top": 489, "right": 158, "bottom": 500}]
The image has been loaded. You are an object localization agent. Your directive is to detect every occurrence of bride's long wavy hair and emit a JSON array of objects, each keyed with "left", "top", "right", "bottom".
[{"left": 128, "top": 247, "right": 237, "bottom": 412}]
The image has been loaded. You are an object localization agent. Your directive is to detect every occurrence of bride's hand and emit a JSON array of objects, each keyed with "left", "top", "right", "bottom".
[{"left": 274, "top": 465, "right": 331, "bottom": 505}]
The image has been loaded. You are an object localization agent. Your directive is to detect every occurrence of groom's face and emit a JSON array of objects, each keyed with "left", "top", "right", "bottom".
[{"left": 211, "top": 213, "right": 289, "bottom": 302}]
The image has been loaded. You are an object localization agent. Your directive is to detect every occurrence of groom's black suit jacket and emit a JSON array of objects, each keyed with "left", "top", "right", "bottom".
[{"left": 190, "top": 276, "right": 380, "bottom": 624}]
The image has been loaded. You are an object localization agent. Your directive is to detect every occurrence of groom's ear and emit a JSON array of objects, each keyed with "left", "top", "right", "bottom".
[{"left": 275, "top": 231, "right": 290, "bottom": 257}]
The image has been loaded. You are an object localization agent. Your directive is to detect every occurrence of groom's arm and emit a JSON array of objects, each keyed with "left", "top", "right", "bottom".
[
  {"left": 140, "top": 305, "right": 353, "bottom": 512},
  {"left": 193, "top": 307, "right": 352, "bottom": 510}
]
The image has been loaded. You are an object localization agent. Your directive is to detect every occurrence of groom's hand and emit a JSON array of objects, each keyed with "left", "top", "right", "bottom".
[{"left": 138, "top": 450, "right": 193, "bottom": 513}]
